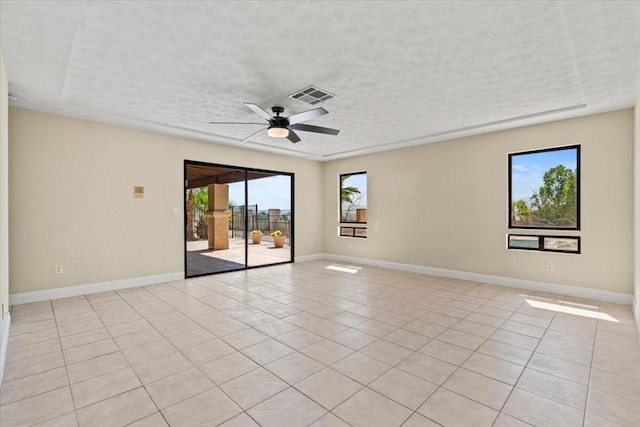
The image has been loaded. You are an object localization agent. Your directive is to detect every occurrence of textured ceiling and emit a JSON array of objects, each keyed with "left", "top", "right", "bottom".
[{"left": 1, "top": 1, "right": 638, "bottom": 160}]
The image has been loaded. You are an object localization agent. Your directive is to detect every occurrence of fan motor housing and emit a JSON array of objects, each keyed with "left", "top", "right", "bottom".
[{"left": 269, "top": 106, "right": 288, "bottom": 127}]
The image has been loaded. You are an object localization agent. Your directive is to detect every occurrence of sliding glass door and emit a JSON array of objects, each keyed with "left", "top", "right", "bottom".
[
  {"left": 247, "top": 172, "right": 292, "bottom": 268},
  {"left": 184, "top": 163, "right": 246, "bottom": 276},
  {"left": 184, "top": 161, "right": 293, "bottom": 278}
]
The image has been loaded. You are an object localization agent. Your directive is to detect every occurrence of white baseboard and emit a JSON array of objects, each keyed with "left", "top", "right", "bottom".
[
  {"left": 634, "top": 298, "right": 640, "bottom": 335},
  {"left": 299, "top": 253, "right": 633, "bottom": 305},
  {"left": 7, "top": 254, "right": 634, "bottom": 308},
  {"left": 295, "top": 253, "right": 329, "bottom": 263},
  {"left": 0, "top": 311, "right": 10, "bottom": 385},
  {"left": 9, "top": 272, "right": 184, "bottom": 306}
]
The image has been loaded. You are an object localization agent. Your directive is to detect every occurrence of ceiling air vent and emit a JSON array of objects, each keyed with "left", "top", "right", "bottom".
[{"left": 288, "top": 86, "right": 335, "bottom": 105}]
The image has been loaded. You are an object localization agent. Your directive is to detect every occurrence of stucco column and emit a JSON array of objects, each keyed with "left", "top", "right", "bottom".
[
  {"left": 268, "top": 209, "right": 281, "bottom": 234},
  {"left": 205, "top": 184, "right": 231, "bottom": 250}
]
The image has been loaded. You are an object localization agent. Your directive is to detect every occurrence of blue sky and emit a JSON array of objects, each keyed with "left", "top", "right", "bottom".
[
  {"left": 342, "top": 173, "right": 368, "bottom": 208},
  {"left": 511, "top": 148, "right": 577, "bottom": 202},
  {"left": 229, "top": 175, "right": 291, "bottom": 210}
]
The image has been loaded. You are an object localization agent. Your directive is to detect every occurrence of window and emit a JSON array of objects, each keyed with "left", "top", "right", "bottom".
[
  {"left": 509, "top": 145, "right": 580, "bottom": 230},
  {"left": 340, "top": 172, "right": 367, "bottom": 223},
  {"left": 508, "top": 234, "right": 580, "bottom": 254},
  {"left": 340, "top": 227, "right": 367, "bottom": 238},
  {"left": 507, "top": 234, "right": 539, "bottom": 250},
  {"left": 184, "top": 161, "right": 293, "bottom": 278}
]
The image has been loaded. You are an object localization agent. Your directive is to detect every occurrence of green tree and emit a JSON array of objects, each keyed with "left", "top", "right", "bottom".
[
  {"left": 512, "top": 199, "right": 531, "bottom": 221},
  {"left": 531, "top": 165, "right": 577, "bottom": 226},
  {"left": 340, "top": 175, "right": 361, "bottom": 204},
  {"left": 192, "top": 187, "right": 208, "bottom": 207},
  {"left": 340, "top": 175, "right": 361, "bottom": 221}
]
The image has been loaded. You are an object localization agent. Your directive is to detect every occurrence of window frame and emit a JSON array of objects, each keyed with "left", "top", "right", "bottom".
[
  {"left": 339, "top": 227, "right": 368, "bottom": 238},
  {"left": 508, "top": 144, "right": 581, "bottom": 231},
  {"left": 507, "top": 234, "right": 581, "bottom": 254},
  {"left": 339, "top": 171, "right": 368, "bottom": 225}
]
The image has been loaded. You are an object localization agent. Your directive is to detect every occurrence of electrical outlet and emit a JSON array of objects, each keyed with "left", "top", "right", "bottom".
[
  {"left": 55, "top": 265, "right": 64, "bottom": 274},
  {"left": 172, "top": 207, "right": 179, "bottom": 215},
  {"left": 546, "top": 263, "right": 554, "bottom": 271}
]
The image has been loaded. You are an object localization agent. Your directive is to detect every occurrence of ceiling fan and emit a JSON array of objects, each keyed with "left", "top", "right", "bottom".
[{"left": 209, "top": 103, "right": 340, "bottom": 144}]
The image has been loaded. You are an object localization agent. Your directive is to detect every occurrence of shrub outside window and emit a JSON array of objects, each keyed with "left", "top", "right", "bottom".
[{"left": 340, "top": 172, "right": 367, "bottom": 224}]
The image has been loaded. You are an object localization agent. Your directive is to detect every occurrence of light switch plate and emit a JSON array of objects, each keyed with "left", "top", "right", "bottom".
[{"left": 134, "top": 186, "right": 144, "bottom": 199}]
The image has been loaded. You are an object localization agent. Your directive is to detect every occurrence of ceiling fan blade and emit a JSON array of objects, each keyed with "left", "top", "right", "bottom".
[
  {"left": 287, "top": 107, "right": 328, "bottom": 125},
  {"left": 287, "top": 129, "right": 301, "bottom": 143},
  {"left": 241, "top": 127, "right": 268, "bottom": 143},
  {"left": 209, "top": 121, "right": 266, "bottom": 125},
  {"left": 244, "top": 103, "right": 274, "bottom": 121},
  {"left": 290, "top": 123, "right": 340, "bottom": 135}
]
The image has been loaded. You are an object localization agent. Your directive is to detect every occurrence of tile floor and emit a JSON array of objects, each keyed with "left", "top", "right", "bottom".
[{"left": 1, "top": 260, "right": 639, "bottom": 426}]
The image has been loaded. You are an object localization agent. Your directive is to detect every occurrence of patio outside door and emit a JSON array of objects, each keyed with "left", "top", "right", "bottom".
[
  {"left": 184, "top": 161, "right": 293, "bottom": 278},
  {"left": 247, "top": 172, "right": 292, "bottom": 268}
]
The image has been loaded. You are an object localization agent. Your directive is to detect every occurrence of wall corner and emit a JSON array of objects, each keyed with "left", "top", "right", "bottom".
[{"left": 634, "top": 91, "right": 640, "bottom": 334}]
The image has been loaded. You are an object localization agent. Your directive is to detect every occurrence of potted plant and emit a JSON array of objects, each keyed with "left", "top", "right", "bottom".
[
  {"left": 270, "top": 230, "right": 285, "bottom": 248},
  {"left": 251, "top": 230, "right": 262, "bottom": 244}
]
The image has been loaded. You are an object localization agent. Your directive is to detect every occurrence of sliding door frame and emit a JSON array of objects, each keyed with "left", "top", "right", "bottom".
[{"left": 183, "top": 160, "right": 295, "bottom": 278}]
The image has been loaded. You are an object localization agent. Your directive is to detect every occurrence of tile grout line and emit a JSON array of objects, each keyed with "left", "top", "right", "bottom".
[
  {"left": 155, "top": 289, "right": 342, "bottom": 422},
  {"left": 393, "top": 285, "right": 522, "bottom": 425},
  {"left": 216, "top": 272, "right": 572, "bottom": 425},
  {"left": 146, "top": 277, "right": 417, "bottom": 423},
  {"left": 582, "top": 309, "right": 601, "bottom": 427},
  {"left": 83, "top": 291, "right": 168, "bottom": 426},
  {"left": 419, "top": 292, "right": 526, "bottom": 426},
  {"left": 0, "top": 302, "right": 71, "bottom": 412},
  {"left": 111, "top": 284, "right": 341, "bottom": 425},
  {"left": 51, "top": 298, "right": 81, "bottom": 427},
  {"left": 490, "top": 303, "right": 559, "bottom": 427},
  {"left": 115, "top": 288, "right": 256, "bottom": 425},
  {"left": 5, "top": 263, "right": 637, "bottom": 427}
]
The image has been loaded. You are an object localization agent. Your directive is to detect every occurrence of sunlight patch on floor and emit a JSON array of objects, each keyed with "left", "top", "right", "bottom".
[
  {"left": 558, "top": 300, "right": 600, "bottom": 310},
  {"left": 525, "top": 299, "right": 618, "bottom": 322},
  {"left": 325, "top": 264, "right": 362, "bottom": 274}
]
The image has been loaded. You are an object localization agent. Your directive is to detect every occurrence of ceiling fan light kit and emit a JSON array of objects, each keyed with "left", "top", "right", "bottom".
[
  {"left": 209, "top": 103, "right": 340, "bottom": 144},
  {"left": 267, "top": 125, "right": 289, "bottom": 138},
  {"left": 266, "top": 106, "right": 289, "bottom": 138}
]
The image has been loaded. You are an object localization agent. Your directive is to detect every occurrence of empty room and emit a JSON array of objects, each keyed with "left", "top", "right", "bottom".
[{"left": 0, "top": 1, "right": 639, "bottom": 426}]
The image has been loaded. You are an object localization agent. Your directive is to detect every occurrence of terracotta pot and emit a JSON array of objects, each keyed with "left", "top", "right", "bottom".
[
  {"left": 273, "top": 236, "right": 285, "bottom": 248},
  {"left": 251, "top": 234, "right": 262, "bottom": 244}
]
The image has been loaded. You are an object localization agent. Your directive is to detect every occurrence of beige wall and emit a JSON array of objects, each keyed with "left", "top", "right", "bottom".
[
  {"left": 324, "top": 109, "right": 634, "bottom": 295},
  {"left": 9, "top": 108, "right": 323, "bottom": 294},
  {"left": 7, "top": 106, "right": 636, "bottom": 298},
  {"left": 0, "top": 52, "right": 8, "bottom": 315}
]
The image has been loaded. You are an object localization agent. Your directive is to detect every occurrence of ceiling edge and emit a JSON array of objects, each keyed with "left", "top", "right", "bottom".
[
  {"left": 8, "top": 100, "right": 635, "bottom": 164},
  {"left": 8, "top": 103, "right": 324, "bottom": 161},
  {"left": 320, "top": 103, "right": 633, "bottom": 161}
]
